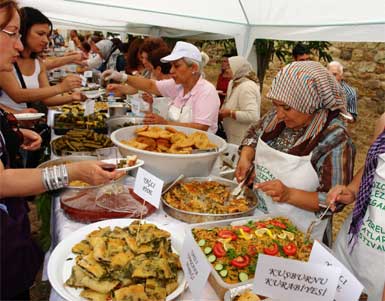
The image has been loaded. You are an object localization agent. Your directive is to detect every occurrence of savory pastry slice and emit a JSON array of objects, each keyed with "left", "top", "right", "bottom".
[
  {"left": 77, "top": 253, "right": 106, "bottom": 279},
  {"left": 80, "top": 289, "right": 110, "bottom": 301},
  {"left": 114, "top": 284, "right": 149, "bottom": 301}
]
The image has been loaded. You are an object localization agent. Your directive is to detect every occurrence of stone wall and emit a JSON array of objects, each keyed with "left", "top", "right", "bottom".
[{"left": 264, "top": 42, "right": 385, "bottom": 113}]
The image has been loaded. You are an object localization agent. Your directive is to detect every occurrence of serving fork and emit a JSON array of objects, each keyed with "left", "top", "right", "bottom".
[{"left": 304, "top": 201, "right": 332, "bottom": 241}]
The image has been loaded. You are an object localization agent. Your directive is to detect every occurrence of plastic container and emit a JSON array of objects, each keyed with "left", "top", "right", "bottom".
[{"left": 107, "top": 92, "right": 115, "bottom": 104}]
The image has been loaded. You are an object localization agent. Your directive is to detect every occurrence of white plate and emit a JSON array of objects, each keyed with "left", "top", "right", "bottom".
[
  {"left": 48, "top": 218, "right": 186, "bottom": 301},
  {"left": 83, "top": 90, "right": 101, "bottom": 99},
  {"left": 14, "top": 112, "right": 45, "bottom": 120},
  {"left": 101, "top": 158, "right": 144, "bottom": 171}
]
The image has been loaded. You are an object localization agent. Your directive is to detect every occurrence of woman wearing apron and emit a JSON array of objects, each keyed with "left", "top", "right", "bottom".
[
  {"left": 328, "top": 114, "right": 385, "bottom": 301},
  {"left": 102, "top": 41, "right": 220, "bottom": 133},
  {"left": 235, "top": 61, "right": 355, "bottom": 242}
]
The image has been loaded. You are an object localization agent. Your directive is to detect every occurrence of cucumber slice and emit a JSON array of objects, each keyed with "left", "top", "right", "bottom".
[
  {"left": 198, "top": 239, "right": 206, "bottom": 247},
  {"left": 214, "top": 263, "right": 223, "bottom": 271},
  {"left": 239, "top": 272, "right": 249, "bottom": 282},
  {"left": 219, "top": 269, "right": 228, "bottom": 277},
  {"left": 207, "top": 254, "right": 216, "bottom": 263},
  {"left": 204, "top": 247, "right": 212, "bottom": 254}
]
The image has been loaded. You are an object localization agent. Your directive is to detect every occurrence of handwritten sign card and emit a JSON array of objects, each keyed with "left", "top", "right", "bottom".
[
  {"left": 133, "top": 167, "right": 163, "bottom": 208},
  {"left": 180, "top": 230, "right": 211, "bottom": 301},
  {"left": 253, "top": 254, "right": 341, "bottom": 301},
  {"left": 309, "top": 241, "right": 364, "bottom": 301}
]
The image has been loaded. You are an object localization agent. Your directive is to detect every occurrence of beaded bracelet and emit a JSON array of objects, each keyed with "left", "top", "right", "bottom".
[{"left": 41, "top": 164, "right": 69, "bottom": 191}]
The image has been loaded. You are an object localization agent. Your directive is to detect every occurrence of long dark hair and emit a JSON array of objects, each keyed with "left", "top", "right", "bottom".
[
  {"left": 19, "top": 7, "right": 52, "bottom": 58},
  {"left": 0, "top": 0, "right": 19, "bottom": 30}
]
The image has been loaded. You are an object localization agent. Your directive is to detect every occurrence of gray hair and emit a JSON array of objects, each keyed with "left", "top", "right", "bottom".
[
  {"left": 327, "top": 61, "right": 344, "bottom": 75},
  {"left": 183, "top": 57, "right": 202, "bottom": 73}
]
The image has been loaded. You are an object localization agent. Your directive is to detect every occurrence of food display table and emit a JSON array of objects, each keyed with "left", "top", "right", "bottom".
[{"left": 42, "top": 177, "right": 220, "bottom": 301}]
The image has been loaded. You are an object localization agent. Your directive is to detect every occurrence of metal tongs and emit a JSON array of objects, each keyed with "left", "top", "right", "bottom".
[
  {"left": 304, "top": 202, "right": 332, "bottom": 241},
  {"left": 230, "top": 164, "right": 255, "bottom": 197},
  {"left": 161, "top": 174, "right": 184, "bottom": 196}
]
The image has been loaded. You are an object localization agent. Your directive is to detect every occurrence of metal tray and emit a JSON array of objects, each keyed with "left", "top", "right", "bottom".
[{"left": 161, "top": 176, "right": 258, "bottom": 223}]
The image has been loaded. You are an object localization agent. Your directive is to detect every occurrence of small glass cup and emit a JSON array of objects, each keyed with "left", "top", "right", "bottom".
[{"left": 96, "top": 147, "right": 119, "bottom": 171}]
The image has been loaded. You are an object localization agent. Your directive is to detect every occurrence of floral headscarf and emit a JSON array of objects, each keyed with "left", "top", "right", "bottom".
[{"left": 265, "top": 61, "right": 347, "bottom": 146}]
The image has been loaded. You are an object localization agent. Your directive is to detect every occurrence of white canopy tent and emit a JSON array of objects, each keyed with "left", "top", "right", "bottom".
[{"left": 18, "top": 0, "right": 385, "bottom": 57}]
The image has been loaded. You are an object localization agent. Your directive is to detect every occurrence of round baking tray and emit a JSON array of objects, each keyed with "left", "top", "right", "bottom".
[{"left": 162, "top": 176, "right": 258, "bottom": 223}]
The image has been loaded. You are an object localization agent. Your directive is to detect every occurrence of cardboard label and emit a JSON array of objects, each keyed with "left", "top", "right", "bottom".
[
  {"left": 84, "top": 99, "right": 95, "bottom": 116},
  {"left": 253, "top": 254, "right": 340, "bottom": 301},
  {"left": 180, "top": 230, "right": 211, "bottom": 301},
  {"left": 309, "top": 241, "right": 364, "bottom": 301},
  {"left": 133, "top": 167, "right": 163, "bottom": 208},
  {"left": 84, "top": 70, "right": 93, "bottom": 78}
]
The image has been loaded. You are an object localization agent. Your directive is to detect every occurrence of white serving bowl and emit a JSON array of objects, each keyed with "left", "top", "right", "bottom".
[{"left": 110, "top": 125, "right": 227, "bottom": 182}]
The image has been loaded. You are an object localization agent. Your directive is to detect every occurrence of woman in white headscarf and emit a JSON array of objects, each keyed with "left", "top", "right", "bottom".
[
  {"left": 219, "top": 56, "right": 260, "bottom": 144},
  {"left": 86, "top": 39, "right": 120, "bottom": 70}
]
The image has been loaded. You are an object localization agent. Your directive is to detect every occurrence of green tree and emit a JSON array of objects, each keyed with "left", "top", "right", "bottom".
[{"left": 255, "top": 40, "right": 333, "bottom": 92}]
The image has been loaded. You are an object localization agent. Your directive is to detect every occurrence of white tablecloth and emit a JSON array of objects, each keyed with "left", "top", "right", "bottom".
[{"left": 42, "top": 177, "right": 220, "bottom": 301}]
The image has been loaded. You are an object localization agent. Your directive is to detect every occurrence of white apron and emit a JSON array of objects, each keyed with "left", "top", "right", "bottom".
[
  {"left": 254, "top": 138, "right": 328, "bottom": 241},
  {"left": 167, "top": 102, "right": 193, "bottom": 123},
  {"left": 333, "top": 153, "right": 385, "bottom": 301}
]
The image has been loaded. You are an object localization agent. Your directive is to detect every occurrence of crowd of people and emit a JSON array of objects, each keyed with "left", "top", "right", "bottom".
[{"left": 0, "top": 0, "right": 382, "bottom": 300}]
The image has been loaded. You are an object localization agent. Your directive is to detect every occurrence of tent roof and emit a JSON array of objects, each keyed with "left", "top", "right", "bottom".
[{"left": 18, "top": 0, "right": 385, "bottom": 56}]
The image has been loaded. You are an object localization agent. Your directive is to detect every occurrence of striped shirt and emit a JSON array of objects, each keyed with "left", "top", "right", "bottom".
[
  {"left": 241, "top": 111, "right": 355, "bottom": 212},
  {"left": 341, "top": 80, "right": 358, "bottom": 120}
]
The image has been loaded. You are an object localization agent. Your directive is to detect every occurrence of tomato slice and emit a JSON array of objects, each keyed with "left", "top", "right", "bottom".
[
  {"left": 230, "top": 255, "right": 250, "bottom": 268},
  {"left": 255, "top": 222, "right": 267, "bottom": 228},
  {"left": 283, "top": 242, "right": 297, "bottom": 256},
  {"left": 213, "top": 242, "right": 227, "bottom": 257},
  {"left": 232, "top": 225, "right": 251, "bottom": 233},
  {"left": 263, "top": 243, "right": 279, "bottom": 256},
  {"left": 248, "top": 244, "right": 257, "bottom": 256},
  {"left": 218, "top": 229, "right": 237, "bottom": 241},
  {"left": 270, "top": 220, "right": 287, "bottom": 229}
]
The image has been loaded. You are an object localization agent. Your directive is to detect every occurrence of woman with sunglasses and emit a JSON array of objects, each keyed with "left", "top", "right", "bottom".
[
  {"left": 0, "top": 6, "right": 83, "bottom": 114},
  {"left": 0, "top": 3, "right": 122, "bottom": 300}
]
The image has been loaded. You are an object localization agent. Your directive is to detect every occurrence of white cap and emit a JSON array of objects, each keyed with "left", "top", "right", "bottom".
[{"left": 160, "top": 41, "right": 202, "bottom": 63}]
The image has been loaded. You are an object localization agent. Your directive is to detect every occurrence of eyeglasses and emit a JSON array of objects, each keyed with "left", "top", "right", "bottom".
[{"left": 1, "top": 29, "right": 22, "bottom": 40}]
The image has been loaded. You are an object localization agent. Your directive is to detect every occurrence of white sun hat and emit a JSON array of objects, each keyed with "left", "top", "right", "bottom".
[{"left": 160, "top": 41, "right": 202, "bottom": 63}]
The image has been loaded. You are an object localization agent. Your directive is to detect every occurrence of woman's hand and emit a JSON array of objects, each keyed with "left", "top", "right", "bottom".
[
  {"left": 254, "top": 179, "right": 291, "bottom": 203},
  {"left": 326, "top": 185, "right": 356, "bottom": 212},
  {"left": 60, "top": 75, "right": 82, "bottom": 92},
  {"left": 71, "top": 92, "right": 86, "bottom": 102},
  {"left": 67, "top": 161, "right": 125, "bottom": 186},
  {"left": 235, "top": 156, "right": 255, "bottom": 185},
  {"left": 106, "top": 84, "right": 129, "bottom": 97},
  {"left": 219, "top": 108, "right": 231, "bottom": 120},
  {"left": 144, "top": 112, "right": 167, "bottom": 125},
  {"left": 19, "top": 129, "right": 42, "bottom": 151},
  {"left": 102, "top": 70, "right": 127, "bottom": 83},
  {"left": 20, "top": 108, "right": 38, "bottom": 114}
]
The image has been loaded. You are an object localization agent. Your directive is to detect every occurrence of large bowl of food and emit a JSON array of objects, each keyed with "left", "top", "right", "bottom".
[
  {"left": 110, "top": 125, "right": 227, "bottom": 182},
  {"left": 48, "top": 219, "right": 186, "bottom": 301},
  {"left": 189, "top": 216, "right": 314, "bottom": 299},
  {"left": 162, "top": 176, "right": 258, "bottom": 223}
]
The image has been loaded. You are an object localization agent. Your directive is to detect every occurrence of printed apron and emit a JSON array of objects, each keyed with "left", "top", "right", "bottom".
[
  {"left": 333, "top": 153, "right": 385, "bottom": 301},
  {"left": 254, "top": 138, "right": 328, "bottom": 241}
]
